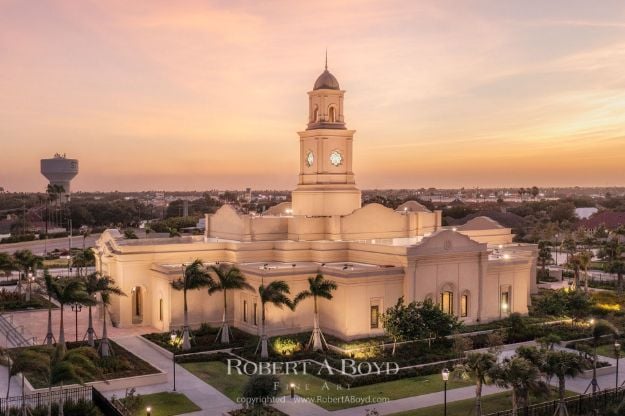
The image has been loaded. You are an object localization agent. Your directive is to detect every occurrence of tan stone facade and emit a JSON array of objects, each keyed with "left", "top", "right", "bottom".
[{"left": 93, "top": 65, "right": 538, "bottom": 340}]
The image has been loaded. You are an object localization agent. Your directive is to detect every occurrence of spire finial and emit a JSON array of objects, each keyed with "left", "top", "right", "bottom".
[{"left": 325, "top": 48, "right": 328, "bottom": 70}]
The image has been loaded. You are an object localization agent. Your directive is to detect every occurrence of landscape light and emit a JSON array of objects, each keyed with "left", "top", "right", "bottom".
[{"left": 441, "top": 368, "right": 449, "bottom": 381}]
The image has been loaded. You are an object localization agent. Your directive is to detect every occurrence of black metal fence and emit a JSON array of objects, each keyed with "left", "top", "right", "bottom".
[
  {"left": 486, "top": 386, "right": 625, "bottom": 416},
  {"left": 0, "top": 386, "right": 91, "bottom": 414},
  {"left": 92, "top": 387, "right": 128, "bottom": 416}
]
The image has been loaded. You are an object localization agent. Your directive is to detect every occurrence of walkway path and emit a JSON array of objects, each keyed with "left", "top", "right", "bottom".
[
  {"left": 107, "top": 335, "right": 237, "bottom": 416},
  {"left": 275, "top": 384, "right": 506, "bottom": 416}
]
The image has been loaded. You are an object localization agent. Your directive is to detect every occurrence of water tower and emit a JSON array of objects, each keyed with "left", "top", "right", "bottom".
[{"left": 40, "top": 153, "right": 79, "bottom": 202}]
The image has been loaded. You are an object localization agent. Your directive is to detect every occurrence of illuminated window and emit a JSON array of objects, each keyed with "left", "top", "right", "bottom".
[
  {"left": 329, "top": 106, "right": 336, "bottom": 122},
  {"left": 501, "top": 289, "right": 510, "bottom": 315},
  {"left": 243, "top": 300, "right": 248, "bottom": 323},
  {"left": 460, "top": 294, "right": 468, "bottom": 318},
  {"left": 441, "top": 291, "right": 454, "bottom": 315},
  {"left": 370, "top": 305, "right": 380, "bottom": 329}
]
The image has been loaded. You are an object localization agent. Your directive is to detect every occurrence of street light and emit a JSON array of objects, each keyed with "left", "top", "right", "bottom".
[
  {"left": 290, "top": 383, "right": 295, "bottom": 399},
  {"left": 146, "top": 406, "right": 152, "bottom": 416},
  {"left": 26, "top": 272, "right": 33, "bottom": 302},
  {"left": 442, "top": 368, "right": 450, "bottom": 416},
  {"left": 171, "top": 330, "right": 178, "bottom": 392},
  {"left": 615, "top": 342, "right": 621, "bottom": 389},
  {"left": 71, "top": 302, "right": 82, "bottom": 342}
]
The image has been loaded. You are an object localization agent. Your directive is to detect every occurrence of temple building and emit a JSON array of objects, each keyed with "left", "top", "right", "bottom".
[{"left": 95, "top": 64, "right": 538, "bottom": 340}]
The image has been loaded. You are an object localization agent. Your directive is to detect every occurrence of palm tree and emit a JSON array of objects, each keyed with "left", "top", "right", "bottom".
[
  {"left": 84, "top": 272, "right": 125, "bottom": 348},
  {"left": 294, "top": 274, "right": 337, "bottom": 351},
  {"left": 92, "top": 276, "right": 125, "bottom": 357},
  {"left": 13, "top": 250, "right": 42, "bottom": 300},
  {"left": 256, "top": 280, "right": 294, "bottom": 359},
  {"left": 10, "top": 349, "right": 49, "bottom": 416},
  {"left": 609, "top": 260, "right": 625, "bottom": 295},
  {"left": 578, "top": 250, "right": 592, "bottom": 293},
  {"left": 48, "top": 277, "right": 93, "bottom": 354},
  {"left": 11, "top": 345, "right": 100, "bottom": 416},
  {"left": 41, "top": 270, "right": 57, "bottom": 346},
  {"left": 208, "top": 264, "right": 252, "bottom": 344},
  {"left": 567, "top": 254, "right": 583, "bottom": 289},
  {"left": 0, "top": 253, "right": 14, "bottom": 282},
  {"left": 493, "top": 357, "right": 549, "bottom": 416},
  {"left": 79, "top": 226, "right": 91, "bottom": 250},
  {"left": 171, "top": 260, "right": 214, "bottom": 351},
  {"left": 589, "top": 320, "right": 618, "bottom": 394},
  {"left": 72, "top": 249, "right": 94, "bottom": 277},
  {"left": 453, "top": 352, "right": 497, "bottom": 416},
  {"left": 543, "top": 350, "right": 584, "bottom": 416}
]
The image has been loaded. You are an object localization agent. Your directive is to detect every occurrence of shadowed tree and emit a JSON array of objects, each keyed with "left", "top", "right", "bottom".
[
  {"left": 537, "top": 241, "right": 552, "bottom": 280},
  {"left": 0, "top": 253, "right": 14, "bottom": 282},
  {"left": 171, "top": 260, "right": 214, "bottom": 350},
  {"left": 95, "top": 276, "right": 126, "bottom": 357},
  {"left": 543, "top": 350, "right": 584, "bottom": 416},
  {"left": 84, "top": 272, "right": 125, "bottom": 348},
  {"left": 453, "top": 352, "right": 497, "bottom": 416},
  {"left": 294, "top": 274, "right": 337, "bottom": 351},
  {"left": 72, "top": 249, "right": 95, "bottom": 278},
  {"left": 493, "top": 357, "right": 549, "bottom": 416},
  {"left": 208, "top": 264, "right": 252, "bottom": 344},
  {"left": 48, "top": 278, "right": 93, "bottom": 355},
  {"left": 40, "top": 270, "right": 57, "bottom": 346},
  {"left": 13, "top": 250, "right": 42, "bottom": 300},
  {"left": 588, "top": 320, "right": 618, "bottom": 395},
  {"left": 256, "top": 280, "right": 294, "bottom": 359}
]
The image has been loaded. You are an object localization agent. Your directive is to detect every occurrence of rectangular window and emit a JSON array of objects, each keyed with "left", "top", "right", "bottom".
[
  {"left": 370, "top": 305, "right": 379, "bottom": 329},
  {"left": 243, "top": 300, "right": 248, "bottom": 323},
  {"left": 441, "top": 291, "right": 454, "bottom": 315},
  {"left": 253, "top": 303, "right": 258, "bottom": 326},
  {"left": 159, "top": 299, "right": 163, "bottom": 322},
  {"left": 460, "top": 295, "right": 468, "bottom": 318},
  {"left": 501, "top": 290, "right": 510, "bottom": 315}
]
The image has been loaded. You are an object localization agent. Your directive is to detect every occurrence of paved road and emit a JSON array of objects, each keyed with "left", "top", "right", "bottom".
[{"left": 0, "top": 234, "right": 100, "bottom": 255}]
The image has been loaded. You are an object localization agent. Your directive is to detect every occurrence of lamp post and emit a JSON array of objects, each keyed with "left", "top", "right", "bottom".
[
  {"left": 442, "top": 368, "right": 450, "bottom": 416},
  {"left": 615, "top": 342, "right": 621, "bottom": 389},
  {"left": 26, "top": 272, "right": 33, "bottom": 302},
  {"left": 146, "top": 406, "right": 151, "bottom": 416},
  {"left": 290, "top": 383, "right": 295, "bottom": 399},
  {"left": 171, "top": 330, "right": 177, "bottom": 392},
  {"left": 71, "top": 302, "right": 82, "bottom": 342}
]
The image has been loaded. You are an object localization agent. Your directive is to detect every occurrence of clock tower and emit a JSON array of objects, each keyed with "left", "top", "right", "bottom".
[{"left": 291, "top": 60, "right": 362, "bottom": 216}]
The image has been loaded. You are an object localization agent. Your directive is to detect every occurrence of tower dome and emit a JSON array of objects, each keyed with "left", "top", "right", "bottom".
[{"left": 313, "top": 69, "right": 340, "bottom": 90}]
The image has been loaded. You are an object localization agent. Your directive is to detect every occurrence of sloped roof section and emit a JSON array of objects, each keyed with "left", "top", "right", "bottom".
[
  {"left": 457, "top": 216, "right": 504, "bottom": 231},
  {"left": 396, "top": 200, "right": 431, "bottom": 213}
]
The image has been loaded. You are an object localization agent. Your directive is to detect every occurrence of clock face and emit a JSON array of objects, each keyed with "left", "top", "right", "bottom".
[
  {"left": 305, "top": 151, "right": 314, "bottom": 167},
  {"left": 329, "top": 150, "right": 343, "bottom": 167}
]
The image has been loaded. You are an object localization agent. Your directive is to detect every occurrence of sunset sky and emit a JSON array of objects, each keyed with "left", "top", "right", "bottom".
[{"left": 1, "top": 0, "right": 625, "bottom": 191}]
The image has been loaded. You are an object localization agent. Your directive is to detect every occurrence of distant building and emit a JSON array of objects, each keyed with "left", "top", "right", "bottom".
[{"left": 578, "top": 211, "right": 625, "bottom": 232}]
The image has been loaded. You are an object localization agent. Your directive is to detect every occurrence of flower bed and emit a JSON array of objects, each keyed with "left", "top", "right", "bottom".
[
  {"left": 10, "top": 340, "right": 160, "bottom": 389},
  {"left": 142, "top": 323, "right": 258, "bottom": 354}
]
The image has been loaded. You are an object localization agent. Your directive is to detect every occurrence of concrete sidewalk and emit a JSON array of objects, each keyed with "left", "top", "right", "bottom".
[{"left": 107, "top": 335, "right": 238, "bottom": 416}]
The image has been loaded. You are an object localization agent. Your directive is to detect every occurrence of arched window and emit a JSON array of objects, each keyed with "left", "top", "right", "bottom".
[
  {"left": 441, "top": 291, "right": 453, "bottom": 315},
  {"left": 313, "top": 105, "right": 319, "bottom": 122},
  {"left": 329, "top": 106, "right": 336, "bottom": 122}
]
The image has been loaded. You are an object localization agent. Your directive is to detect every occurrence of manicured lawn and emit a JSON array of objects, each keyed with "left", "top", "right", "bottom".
[
  {"left": 43, "top": 258, "right": 70, "bottom": 268},
  {"left": 596, "top": 344, "right": 621, "bottom": 359},
  {"left": 181, "top": 361, "right": 472, "bottom": 411},
  {"left": 133, "top": 392, "right": 200, "bottom": 416},
  {"left": 387, "top": 390, "right": 575, "bottom": 416}
]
